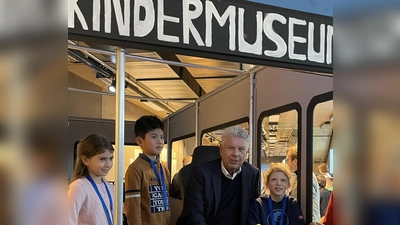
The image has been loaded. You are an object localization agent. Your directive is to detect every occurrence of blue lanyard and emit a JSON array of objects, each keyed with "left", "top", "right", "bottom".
[
  {"left": 86, "top": 175, "right": 113, "bottom": 225},
  {"left": 268, "top": 196, "right": 287, "bottom": 225},
  {"left": 150, "top": 160, "right": 169, "bottom": 211}
]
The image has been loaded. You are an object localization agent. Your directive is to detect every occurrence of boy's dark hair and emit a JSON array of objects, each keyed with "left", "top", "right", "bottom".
[{"left": 134, "top": 115, "right": 164, "bottom": 139}]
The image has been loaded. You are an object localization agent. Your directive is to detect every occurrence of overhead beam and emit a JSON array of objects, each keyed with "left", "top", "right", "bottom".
[
  {"left": 135, "top": 75, "right": 237, "bottom": 81},
  {"left": 68, "top": 49, "right": 113, "bottom": 78},
  {"left": 156, "top": 51, "right": 206, "bottom": 97},
  {"left": 136, "top": 77, "right": 182, "bottom": 81},
  {"left": 194, "top": 75, "right": 237, "bottom": 79}
]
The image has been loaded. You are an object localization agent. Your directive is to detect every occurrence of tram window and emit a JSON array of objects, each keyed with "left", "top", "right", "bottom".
[
  {"left": 312, "top": 100, "right": 333, "bottom": 179},
  {"left": 201, "top": 122, "right": 249, "bottom": 147},
  {"left": 104, "top": 144, "right": 168, "bottom": 182},
  {"left": 260, "top": 109, "right": 298, "bottom": 194},
  {"left": 312, "top": 99, "right": 333, "bottom": 220},
  {"left": 171, "top": 136, "right": 195, "bottom": 177}
]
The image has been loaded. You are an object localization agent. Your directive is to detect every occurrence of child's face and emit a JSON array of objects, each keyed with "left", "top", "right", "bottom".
[
  {"left": 137, "top": 128, "right": 164, "bottom": 156},
  {"left": 266, "top": 171, "right": 290, "bottom": 199},
  {"left": 83, "top": 149, "right": 114, "bottom": 178}
]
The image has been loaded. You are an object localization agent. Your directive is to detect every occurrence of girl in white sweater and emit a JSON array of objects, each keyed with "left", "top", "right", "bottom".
[{"left": 68, "top": 134, "right": 114, "bottom": 225}]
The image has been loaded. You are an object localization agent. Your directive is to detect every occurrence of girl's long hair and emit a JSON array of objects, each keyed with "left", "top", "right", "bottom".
[{"left": 69, "top": 134, "right": 114, "bottom": 184}]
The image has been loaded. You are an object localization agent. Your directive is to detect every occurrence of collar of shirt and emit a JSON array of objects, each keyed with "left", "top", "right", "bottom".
[
  {"left": 221, "top": 160, "right": 242, "bottom": 180},
  {"left": 139, "top": 153, "right": 160, "bottom": 164}
]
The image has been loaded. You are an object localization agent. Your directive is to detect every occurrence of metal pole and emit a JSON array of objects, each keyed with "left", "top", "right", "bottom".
[
  {"left": 114, "top": 48, "right": 125, "bottom": 225},
  {"left": 249, "top": 72, "right": 256, "bottom": 164},
  {"left": 166, "top": 115, "right": 171, "bottom": 174},
  {"left": 195, "top": 101, "right": 199, "bottom": 146}
]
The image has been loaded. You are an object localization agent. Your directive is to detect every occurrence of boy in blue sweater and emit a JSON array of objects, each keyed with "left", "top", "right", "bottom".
[{"left": 247, "top": 163, "right": 305, "bottom": 225}]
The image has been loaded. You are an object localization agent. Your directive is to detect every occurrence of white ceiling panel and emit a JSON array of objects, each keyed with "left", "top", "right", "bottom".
[
  {"left": 196, "top": 78, "right": 232, "bottom": 93},
  {"left": 138, "top": 80, "right": 198, "bottom": 99}
]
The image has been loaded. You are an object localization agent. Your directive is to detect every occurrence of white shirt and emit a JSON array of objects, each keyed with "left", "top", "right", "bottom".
[{"left": 221, "top": 161, "right": 242, "bottom": 180}]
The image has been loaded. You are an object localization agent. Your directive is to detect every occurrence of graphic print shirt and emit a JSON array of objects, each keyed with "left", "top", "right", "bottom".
[
  {"left": 124, "top": 154, "right": 171, "bottom": 225},
  {"left": 247, "top": 195, "right": 305, "bottom": 225}
]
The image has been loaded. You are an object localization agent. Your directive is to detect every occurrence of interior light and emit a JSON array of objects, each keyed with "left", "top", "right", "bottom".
[{"left": 108, "top": 79, "right": 116, "bottom": 93}]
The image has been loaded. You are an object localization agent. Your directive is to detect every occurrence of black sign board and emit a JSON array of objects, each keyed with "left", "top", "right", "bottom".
[{"left": 68, "top": 0, "right": 333, "bottom": 73}]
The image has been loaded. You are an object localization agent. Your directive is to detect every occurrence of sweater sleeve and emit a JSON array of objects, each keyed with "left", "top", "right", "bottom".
[
  {"left": 247, "top": 199, "right": 263, "bottom": 225},
  {"left": 312, "top": 173, "right": 321, "bottom": 222},
  {"left": 124, "top": 166, "right": 142, "bottom": 225},
  {"left": 322, "top": 191, "right": 333, "bottom": 225},
  {"left": 253, "top": 169, "right": 261, "bottom": 200},
  {"left": 180, "top": 165, "right": 207, "bottom": 225},
  {"left": 67, "top": 181, "right": 85, "bottom": 225},
  {"left": 169, "top": 174, "right": 180, "bottom": 199},
  {"left": 290, "top": 198, "right": 306, "bottom": 225}
]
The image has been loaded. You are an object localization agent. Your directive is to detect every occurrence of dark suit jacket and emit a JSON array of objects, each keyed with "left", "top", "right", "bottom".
[
  {"left": 170, "top": 173, "right": 182, "bottom": 199},
  {"left": 176, "top": 159, "right": 260, "bottom": 225}
]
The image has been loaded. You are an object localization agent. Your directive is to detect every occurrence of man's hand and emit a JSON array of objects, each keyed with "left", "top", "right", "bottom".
[{"left": 309, "top": 222, "right": 324, "bottom": 225}]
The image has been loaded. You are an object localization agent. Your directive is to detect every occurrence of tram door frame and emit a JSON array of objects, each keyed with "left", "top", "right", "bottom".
[{"left": 252, "top": 67, "right": 332, "bottom": 223}]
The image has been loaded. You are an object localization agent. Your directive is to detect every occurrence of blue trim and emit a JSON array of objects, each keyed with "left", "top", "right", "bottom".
[
  {"left": 86, "top": 175, "right": 113, "bottom": 225},
  {"left": 150, "top": 160, "right": 169, "bottom": 211},
  {"left": 268, "top": 195, "right": 287, "bottom": 225}
]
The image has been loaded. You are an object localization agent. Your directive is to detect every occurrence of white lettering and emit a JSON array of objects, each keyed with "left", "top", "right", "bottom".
[
  {"left": 157, "top": 206, "right": 165, "bottom": 211},
  {"left": 288, "top": 17, "right": 307, "bottom": 61},
  {"left": 105, "top": 0, "right": 111, "bottom": 33},
  {"left": 263, "top": 13, "right": 287, "bottom": 58},
  {"left": 152, "top": 192, "right": 162, "bottom": 198},
  {"left": 238, "top": 9, "right": 263, "bottom": 55},
  {"left": 154, "top": 186, "right": 161, "bottom": 191},
  {"left": 69, "top": 0, "right": 333, "bottom": 66},
  {"left": 307, "top": 22, "right": 325, "bottom": 63},
  {"left": 183, "top": 0, "right": 204, "bottom": 45},
  {"left": 68, "top": 0, "right": 88, "bottom": 30},
  {"left": 113, "top": 0, "right": 130, "bottom": 36},
  {"left": 152, "top": 199, "right": 164, "bottom": 205},
  {"left": 134, "top": 0, "right": 155, "bottom": 37},
  {"left": 205, "top": 1, "right": 235, "bottom": 50},
  {"left": 326, "top": 25, "right": 333, "bottom": 65},
  {"left": 158, "top": 0, "right": 180, "bottom": 42},
  {"left": 93, "top": 0, "right": 100, "bottom": 31}
]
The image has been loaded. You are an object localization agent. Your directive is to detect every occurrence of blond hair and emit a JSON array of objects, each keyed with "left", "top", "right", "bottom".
[
  {"left": 286, "top": 145, "right": 298, "bottom": 160},
  {"left": 263, "top": 162, "right": 292, "bottom": 186},
  {"left": 318, "top": 163, "right": 329, "bottom": 173}
]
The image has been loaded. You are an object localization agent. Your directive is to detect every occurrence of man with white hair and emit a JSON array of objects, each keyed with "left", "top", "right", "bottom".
[{"left": 176, "top": 126, "right": 260, "bottom": 225}]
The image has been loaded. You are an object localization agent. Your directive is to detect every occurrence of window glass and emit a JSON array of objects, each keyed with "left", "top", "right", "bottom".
[
  {"left": 201, "top": 122, "right": 249, "bottom": 146},
  {"left": 313, "top": 100, "right": 333, "bottom": 191},
  {"left": 171, "top": 136, "right": 195, "bottom": 176},
  {"left": 259, "top": 110, "right": 298, "bottom": 194}
]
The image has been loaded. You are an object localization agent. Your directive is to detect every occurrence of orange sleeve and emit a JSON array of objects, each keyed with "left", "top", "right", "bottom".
[{"left": 322, "top": 191, "right": 333, "bottom": 225}]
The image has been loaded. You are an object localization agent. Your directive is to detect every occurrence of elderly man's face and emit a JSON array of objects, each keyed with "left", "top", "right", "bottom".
[{"left": 220, "top": 136, "right": 248, "bottom": 175}]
